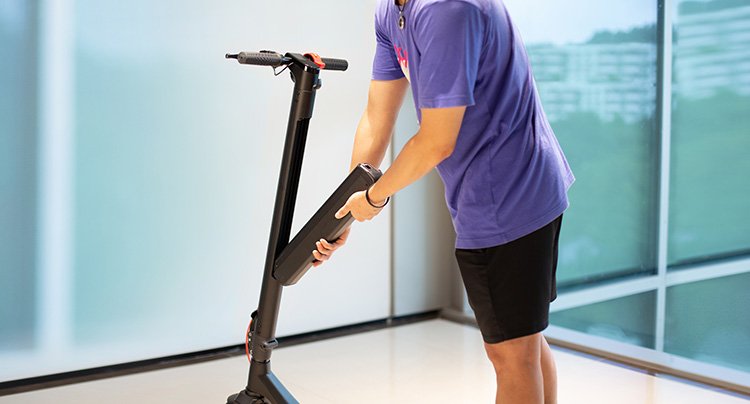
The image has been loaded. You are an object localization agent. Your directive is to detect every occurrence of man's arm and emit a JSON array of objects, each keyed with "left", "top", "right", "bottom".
[
  {"left": 317, "top": 87, "right": 466, "bottom": 262},
  {"left": 349, "top": 78, "right": 409, "bottom": 171},
  {"left": 312, "top": 78, "right": 408, "bottom": 266},
  {"left": 368, "top": 106, "right": 465, "bottom": 203},
  {"left": 336, "top": 105, "right": 466, "bottom": 221}
]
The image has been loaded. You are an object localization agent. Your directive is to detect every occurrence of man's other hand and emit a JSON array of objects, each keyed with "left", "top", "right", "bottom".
[{"left": 312, "top": 226, "right": 351, "bottom": 267}]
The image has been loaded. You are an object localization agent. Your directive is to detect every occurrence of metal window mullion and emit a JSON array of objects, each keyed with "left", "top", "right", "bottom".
[
  {"left": 551, "top": 275, "right": 660, "bottom": 312},
  {"left": 665, "top": 257, "right": 750, "bottom": 287},
  {"left": 545, "top": 325, "right": 750, "bottom": 394},
  {"left": 36, "top": 0, "right": 75, "bottom": 358},
  {"left": 655, "top": 0, "right": 675, "bottom": 353},
  {"left": 389, "top": 130, "right": 396, "bottom": 324}
]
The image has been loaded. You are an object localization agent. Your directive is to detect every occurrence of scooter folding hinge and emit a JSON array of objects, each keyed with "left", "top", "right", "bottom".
[{"left": 261, "top": 339, "right": 279, "bottom": 350}]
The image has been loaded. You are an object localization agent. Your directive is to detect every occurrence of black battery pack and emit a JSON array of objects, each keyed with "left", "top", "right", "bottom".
[{"left": 273, "top": 163, "right": 383, "bottom": 286}]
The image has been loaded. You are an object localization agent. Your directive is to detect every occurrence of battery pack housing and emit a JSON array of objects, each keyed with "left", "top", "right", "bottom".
[{"left": 273, "top": 163, "right": 383, "bottom": 286}]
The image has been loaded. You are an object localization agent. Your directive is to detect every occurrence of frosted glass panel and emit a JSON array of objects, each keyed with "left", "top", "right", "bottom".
[
  {"left": 72, "top": 1, "right": 257, "bottom": 348},
  {"left": 504, "top": 0, "right": 659, "bottom": 287},
  {"left": 0, "top": 0, "right": 37, "bottom": 353},
  {"left": 71, "top": 0, "right": 389, "bottom": 354},
  {"left": 1, "top": 0, "right": 391, "bottom": 382}
]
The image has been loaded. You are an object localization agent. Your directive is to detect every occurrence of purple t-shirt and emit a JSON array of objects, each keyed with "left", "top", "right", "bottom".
[{"left": 373, "top": 0, "right": 575, "bottom": 249}]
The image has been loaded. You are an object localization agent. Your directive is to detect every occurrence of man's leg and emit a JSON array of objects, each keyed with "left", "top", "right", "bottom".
[
  {"left": 456, "top": 217, "right": 563, "bottom": 403},
  {"left": 483, "top": 333, "right": 557, "bottom": 404},
  {"left": 484, "top": 333, "right": 544, "bottom": 404},
  {"left": 540, "top": 335, "right": 557, "bottom": 404}
]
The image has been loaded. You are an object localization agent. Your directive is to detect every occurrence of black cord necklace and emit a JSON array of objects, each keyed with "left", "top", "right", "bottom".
[{"left": 396, "top": 0, "right": 407, "bottom": 29}]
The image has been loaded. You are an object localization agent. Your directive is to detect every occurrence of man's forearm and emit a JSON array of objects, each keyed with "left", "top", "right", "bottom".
[
  {"left": 349, "top": 109, "right": 394, "bottom": 172},
  {"left": 335, "top": 106, "right": 463, "bottom": 222},
  {"left": 349, "top": 79, "right": 408, "bottom": 172},
  {"left": 367, "top": 131, "right": 451, "bottom": 203},
  {"left": 366, "top": 105, "right": 465, "bottom": 204}
]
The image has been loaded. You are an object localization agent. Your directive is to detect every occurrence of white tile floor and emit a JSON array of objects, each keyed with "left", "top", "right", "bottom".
[{"left": 1, "top": 320, "right": 747, "bottom": 404}]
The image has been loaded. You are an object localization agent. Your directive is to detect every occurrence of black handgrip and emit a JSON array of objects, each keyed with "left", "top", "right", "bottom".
[
  {"left": 226, "top": 51, "right": 287, "bottom": 67},
  {"left": 321, "top": 58, "right": 348, "bottom": 71}
]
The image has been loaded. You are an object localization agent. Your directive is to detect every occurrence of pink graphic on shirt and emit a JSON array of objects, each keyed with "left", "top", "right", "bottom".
[{"left": 394, "top": 45, "right": 410, "bottom": 82}]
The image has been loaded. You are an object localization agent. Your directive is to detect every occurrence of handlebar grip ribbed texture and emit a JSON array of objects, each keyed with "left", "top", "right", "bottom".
[
  {"left": 321, "top": 58, "right": 348, "bottom": 71},
  {"left": 236, "top": 51, "right": 285, "bottom": 67}
]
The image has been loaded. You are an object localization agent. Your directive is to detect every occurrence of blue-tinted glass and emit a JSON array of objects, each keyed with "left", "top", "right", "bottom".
[
  {"left": 71, "top": 1, "right": 265, "bottom": 347},
  {"left": 665, "top": 272, "right": 750, "bottom": 373},
  {"left": 0, "top": 1, "right": 37, "bottom": 351},
  {"left": 504, "top": 0, "right": 659, "bottom": 287},
  {"left": 669, "top": 0, "right": 750, "bottom": 266},
  {"left": 551, "top": 292, "right": 657, "bottom": 349}
]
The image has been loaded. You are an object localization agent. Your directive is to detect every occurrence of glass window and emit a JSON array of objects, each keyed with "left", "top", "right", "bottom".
[
  {"left": 0, "top": 1, "right": 37, "bottom": 352},
  {"left": 665, "top": 272, "right": 750, "bottom": 373},
  {"left": 669, "top": 0, "right": 750, "bottom": 266},
  {"left": 71, "top": 1, "right": 267, "bottom": 350},
  {"left": 551, "top": 292, "right": 657, "bottom": 349},
  {"left": 504, "top": 0, "right": 660, "bottom": 287}
]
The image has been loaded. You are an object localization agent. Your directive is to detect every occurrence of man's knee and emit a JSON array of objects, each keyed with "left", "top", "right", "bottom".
[{"left": 484, "top": 333, "right": 543, "bottom": 371}]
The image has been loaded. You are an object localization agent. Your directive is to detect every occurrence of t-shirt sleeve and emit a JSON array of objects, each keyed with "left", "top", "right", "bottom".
[
  {"left": 372, "top": 14, "right": 405, "bottom": 81},
  {"left": 414, "top": 2, "right": 484, "bottom": 108}
]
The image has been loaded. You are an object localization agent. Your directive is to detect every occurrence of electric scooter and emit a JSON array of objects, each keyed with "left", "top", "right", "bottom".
[{"left": 224, "top": 50, "right": 382, "bottom": 404}]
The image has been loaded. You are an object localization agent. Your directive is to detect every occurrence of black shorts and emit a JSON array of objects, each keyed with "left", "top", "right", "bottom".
[{"left": 455, "top": 215, "right": 562, "bottom": 344}]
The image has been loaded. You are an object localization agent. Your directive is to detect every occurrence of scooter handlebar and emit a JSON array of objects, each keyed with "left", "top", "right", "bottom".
[
  {"left": 319, "top": 57, "right": 348, "bottom": 71},
  {"left": 225, "top": 51, "right": 288, "bottom": 67},
  {"left": 226, "top": 51, "right": 348, "bottom": 71}
]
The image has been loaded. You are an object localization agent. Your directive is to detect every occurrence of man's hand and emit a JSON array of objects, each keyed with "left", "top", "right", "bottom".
[
  {"left": 335, "top": 190, "right": 386, "bottom": 222},
  {"left": 312, "top": 226, "right": 351, "bottom": 267}
]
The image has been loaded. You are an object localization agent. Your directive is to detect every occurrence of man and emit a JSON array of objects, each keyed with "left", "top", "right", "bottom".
[{"left": 313, "top": 0, "right": 574, "bottom": 403}]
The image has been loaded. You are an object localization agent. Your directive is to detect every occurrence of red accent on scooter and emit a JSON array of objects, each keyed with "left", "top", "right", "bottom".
[{"left": 304, "top": 52, "right": 326, "bottom": 69}]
